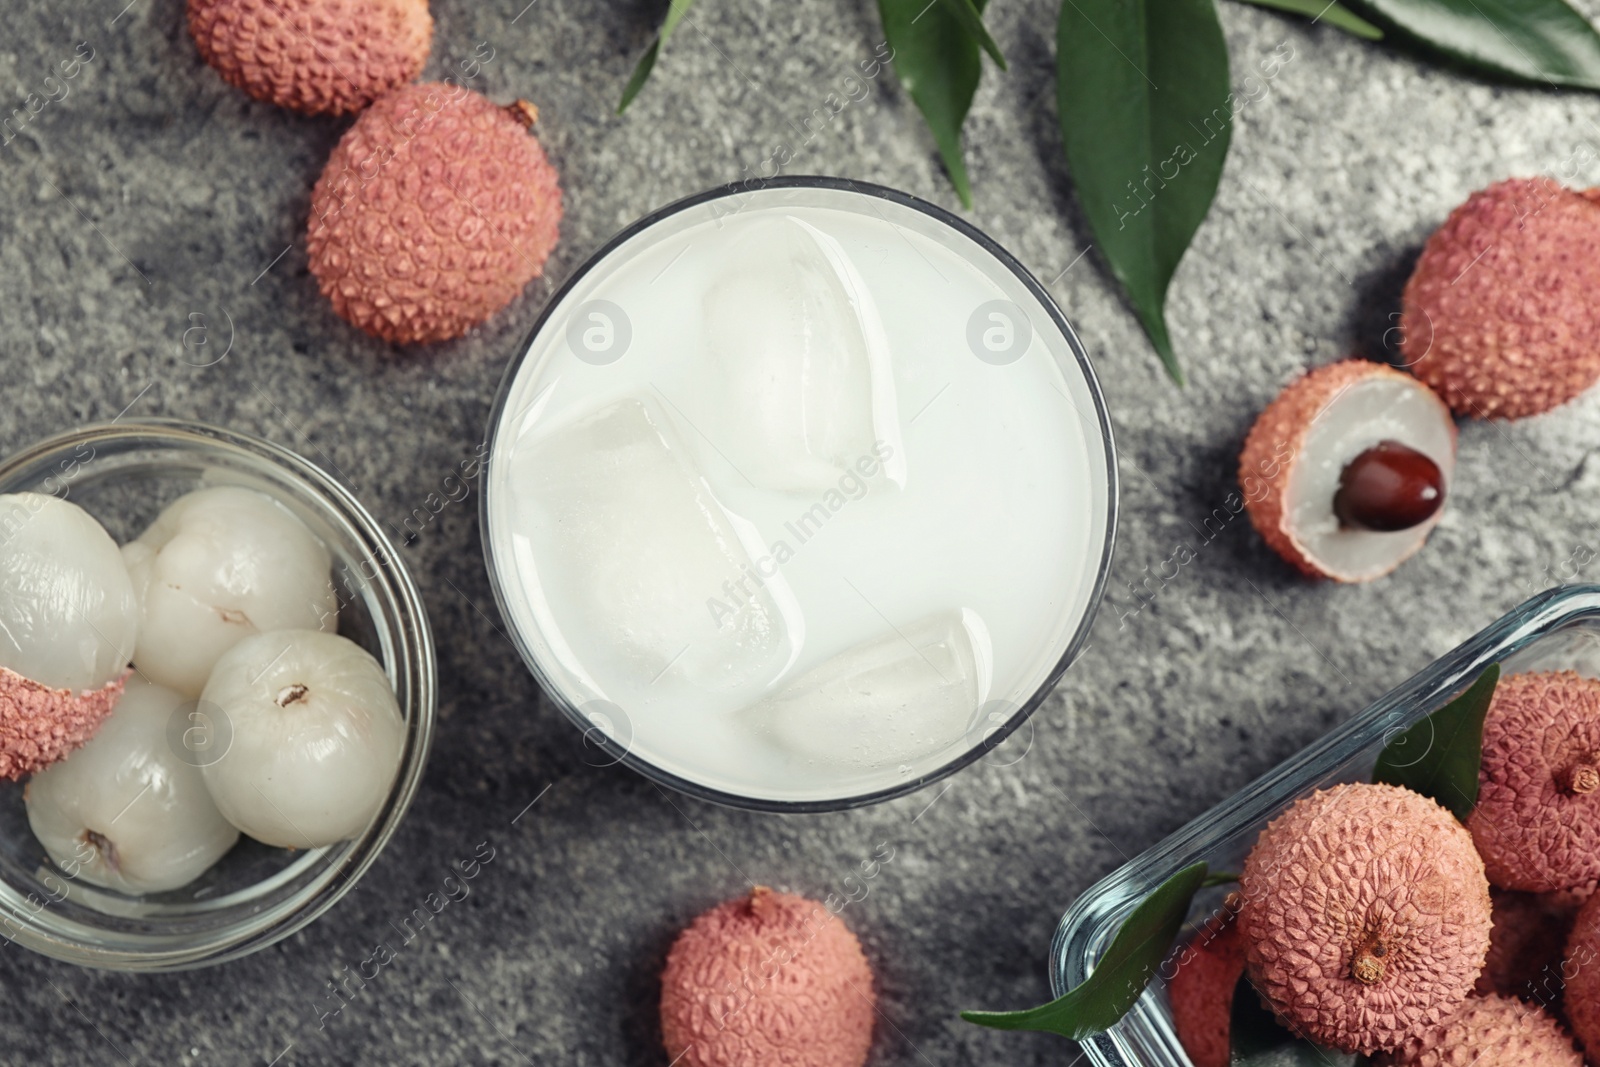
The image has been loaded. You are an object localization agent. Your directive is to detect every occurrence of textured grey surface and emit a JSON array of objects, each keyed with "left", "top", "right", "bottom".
[{"left": 3, "top": 0, "right": 1600, "bottom": 1064}]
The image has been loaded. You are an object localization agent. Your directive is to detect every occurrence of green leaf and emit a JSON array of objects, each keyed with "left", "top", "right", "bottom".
[
  {"left": 1372, "top": 664, "right": 1500, "bottom": 820},
  {"left": 1230, "top": 0, "right": 1384, "bottom": 38},
  {"left": 1349, "top": 0, "right": 1600, "bottom": 89},
  {"left": 961, "top": 862, "right": 1208, "bottom": 1040},
  {"left": 1056, "top": 0, "right": 1234, "bottom": 385},
  {"left": 1229, "top": 976, "right": 1364, "bottom": 1065},
  {"left": 617, "top": 0, "right": 697, "bottom": 114},
  {"left": 880, "top": 0, "right": 989, "bottom": 207},
  {"left": 1202, "top": 870, "right": 1241, "bottom": 887},
  {"left": 939, "top": 0, "right": 1010, "bottom": 69}
]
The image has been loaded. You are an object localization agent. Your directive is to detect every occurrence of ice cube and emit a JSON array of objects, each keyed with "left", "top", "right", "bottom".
[
  {"left": 514, "top": 396, "right": 801, "bottom": 691},
  {"left": 748, "top": 609, "right": 992, "bottom": 767},
  {"left": 703, "top": 215, "right": 905, "bottom": 493}
]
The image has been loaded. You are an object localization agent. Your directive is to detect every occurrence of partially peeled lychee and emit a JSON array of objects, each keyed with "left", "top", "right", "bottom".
[
  {"left": 0, "top": 494, "right": 139, "bottom": 779},
  {"left": 1239, "top": 359, "right": 1456, "bottom": 582},
  {"left": 1403, "top": 178, "right": 1600, "bottom": 420},
  {"left": 1238, "top": 782, "right": 1492, "bottom": 1054},
  {"left": 1468, "top": 671, "right": 1600, "bottom": 893},
  {"left": 306, "top": 82, "right": 563, "bottom": 345}
]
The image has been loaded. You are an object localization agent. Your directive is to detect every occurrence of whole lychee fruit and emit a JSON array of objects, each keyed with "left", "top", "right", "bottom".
[
  {"left": 1167, "top": 904, "right": 1245, "bottom": 1067},
  {"left": 306, "top": 83, "right": 562, "bottom": 344},
  {"left": 1468, "top": 671, "right": 1600, "bottom": 893},
  {"left": 188, "top": 0, "right": 432, "bottom": 115},
  {"left": 1239, "top": 782, "right": 1492, "bottom": 1054},
  {"left": 1402, "top": 178, "right": 1600, "bottom": 419},
  {"left": 1376, "top": 993, "right": 1582, "bottom": 1066},
  {"left": 1239, "top": 359, "right": 1456, "bottom": 582},
  {"left": 660, "top": 887, "right": 874, "bottom": 1067},
  {"left": 1477, "top": 889, "right": 1585, "bottom": 1003},
  {"left": 1559, "top": 891, "right": 1600, "bottom": 1052}
]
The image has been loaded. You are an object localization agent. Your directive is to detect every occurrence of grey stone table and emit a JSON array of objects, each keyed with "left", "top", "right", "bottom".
[{"left": 4, "top": 0, "right": 1600, "bottom": 1063}]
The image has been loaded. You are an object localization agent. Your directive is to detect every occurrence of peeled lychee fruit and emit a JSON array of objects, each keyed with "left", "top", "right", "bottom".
[
  {"left": 187, "top": 0, "right": 432, "bottom": 115},
  {"left": 122, "top": 486, "right": 338, "bottom": 697},
  {"left": 1239, "top": 782, "right": 1492, "bottom": 1054},
  {"left": 1468, "top": 671, "right": 1600, "bottom": 893},
  {"left": 1376, "top": 993, "right": 1582, "bottom": 1066},
  {"left": 0, "top": 493, "right": 138, "bottom": 779},
  {"left": 660, "top": 887, "right": 874, "bottom": 1067},
  {"left": 200, "top": 630, "right": 403, "bottom": 848},
  {"left": 1402, "top": 178, "right": 1600, "bottom": 420},
  {"left": 1167, "top": 905, "right": 1245, "bottom": 1067},
  {"left": 26, "top": 678, "right": 239, "bottom": 894},
  {"left": 1239, "top": 359, "right": 1456, "bottom": 582},
  {"left": 306, "top": 83, "right": 563, "bottom": 344},
  {"left": 1477, "top": 889, "right": 1586, "bottom": 1003}
]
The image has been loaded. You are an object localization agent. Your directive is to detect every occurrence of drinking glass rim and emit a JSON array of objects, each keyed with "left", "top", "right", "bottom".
[{"left": 480, "top": 175, "right": 1119, "bottom": 813}]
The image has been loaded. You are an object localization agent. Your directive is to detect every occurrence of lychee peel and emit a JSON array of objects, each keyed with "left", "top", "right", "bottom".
[
  {"left": 1561, "top": 891, "right": 1600, "bottom": 1054},
  {"left": 1402, "top": 178, "right": 1600, "bottom": 420},
  {"left": 1239, "top": 359, "right": 1456, "bottom": 582},
  {"left": 187, "top": 0, "right": 432, "bottom": 115},
  {"left": 306, "top": 82, "right": 563, "bottom": 344},
  {"left": 1168, "top": 908, "right": 1245, "bottom": 1067},
  {"left": 0, "top": 666, "right": 128, "bottom": 780},
  {"left": 1476, "top": 890, "right": 1583, "bottom": 1002},
  {"left": 1468, "top": 671, "right": 1600, "bottom": 893},
  {"left": 1239, "top": 783, "right": 1492, "bottom": 1054},
  {"left": 660, "top": 887, "right": 875, "bottom": 1067},
  {"left": 1376, "top": 993, "right": 1582, "bottom": 1067}
]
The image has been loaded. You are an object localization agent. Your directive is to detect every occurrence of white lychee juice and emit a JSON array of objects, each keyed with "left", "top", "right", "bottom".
[{"left": 485, "top": 182, "right": 1113, "bottom": 806}]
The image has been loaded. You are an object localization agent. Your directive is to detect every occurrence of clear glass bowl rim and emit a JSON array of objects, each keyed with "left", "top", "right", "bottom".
[
  {"left": 478, "top": 174, "right": 1121, "bottom": 813},
  {"left": 1047, "top": 584, "right": 1600, "bottom": 1066},
  {"left": 0, "top": 418, "right": 438, "bottom": 971}
]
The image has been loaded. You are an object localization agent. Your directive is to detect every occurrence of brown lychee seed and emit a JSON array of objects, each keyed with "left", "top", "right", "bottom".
[
  {"left": 1167, "top": 909, "right": 1245, "bottom": 1067},
  {"left": 187, "top": 0, "right": 432, "bottom": 116},
  {"left": 660, "top": 887, "right": 874, "bottom": 1067},
  {"left": 306, "top": 82, "right": 563, "bottom": 345},
  {"left": 0, "top": 666, "right": 129, "bottom": 781},
  {"left": 1468, "top": 671, "right": 1600, "bottom": 893},
  {"left": 1402, "top": 177, "right": 1600, "bottom": 420},
  {"left": 1239, "top": 359, "right": 1456, "bottom": 583},
  {"left": 1476, "top": 889, "right": 1584, "bottom": 1002},
  {"left": 1333, "top": 441, "right": 1445, "bottom": 532},
  {"left": 1239, "top": 782, "right": 1491, "bottom": 1054},
  {"left": 1375, "top": 993, "right": 1583, "bottom": 1067}
]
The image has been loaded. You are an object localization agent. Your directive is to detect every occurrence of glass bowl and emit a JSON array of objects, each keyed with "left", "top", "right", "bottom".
[
  {"left": 0, "top": 419, "right": 436, "bottom": 971},
  {"left": 480, "top": 175, "right": 1118, "bottom": 812},
  {"left": 1049, "top": 585, "right": 1600, "bottom": 1066}
]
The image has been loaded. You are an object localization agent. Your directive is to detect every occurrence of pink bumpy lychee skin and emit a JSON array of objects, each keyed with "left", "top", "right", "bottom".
[
  {"left": 0, "top": 667, "right": 128, "bottom": 780},
  {"left": 1468, "top": 671, "right": 1600, "bottom": 893},
  {"left": 1402, "top": 178, "right": 1600, "bottom": 419},
  {"left": 1376, "top": 993, "right": 1582, "bottom": 1067},
  {"left": 1167, "top": 907, "right": 1245, "bottom": 1067},
  {"left": 660, "top": 887, "right": 874, "bottom": 1067},
  {"left": 1561, "top": 892, "right": 1600, "bottom": 1054},
  {"left": 1239, "top": 783, "right": 1492, "bottom": 1054},
  {"left": 188, "top": 0, "right": 432, "bottom": 116},
  {"left": 1476, "top": 889, "right": 1586, "bottom": 1003},
  {"left": 306, "top": 83, "right": 562, "bottom": 345}
]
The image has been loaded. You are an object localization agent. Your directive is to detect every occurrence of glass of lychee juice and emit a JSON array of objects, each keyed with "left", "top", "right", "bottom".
[{"left": 483, "top": 179, "right": 1116, "bottom": 809}]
